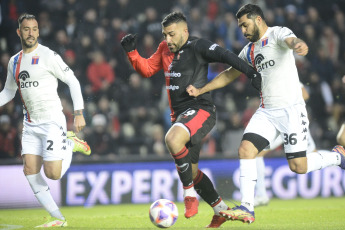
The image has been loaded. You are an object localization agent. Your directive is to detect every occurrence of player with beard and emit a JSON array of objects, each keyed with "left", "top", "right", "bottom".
[
  {"left": 121, "top": 11, "right": 261, "bottom": 228},
  {"left": 187, "top": 4, "right": 345, "bottom": 224},
  {"left": 0, "top": 13, "right": 91, "bottom": 227}
]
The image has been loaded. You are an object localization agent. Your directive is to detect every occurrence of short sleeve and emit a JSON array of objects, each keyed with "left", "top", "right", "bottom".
[{"left": 275, "top": 27, "right": 296, "bottom": 49}]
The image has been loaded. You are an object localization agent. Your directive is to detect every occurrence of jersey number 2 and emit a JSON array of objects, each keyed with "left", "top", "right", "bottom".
[{"left": 47, "top": 140, "right": 54, "bottom": 150}]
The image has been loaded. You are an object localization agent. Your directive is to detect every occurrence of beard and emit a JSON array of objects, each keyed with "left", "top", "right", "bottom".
[
  {"left": 168, "top": 36, "right": 184, "bottom": 53},
  {"left": 21, "top": 37, "right": 38, "bottom": 49},
  {"left": 247, "top": 23, "right": 260, "bottom": 42}
]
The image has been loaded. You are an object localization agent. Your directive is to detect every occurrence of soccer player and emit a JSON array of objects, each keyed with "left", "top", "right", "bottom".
[
  {"left": 186, "top": 4, "right": 345, "bottom": 224},
  {"left": 254, "top": 84, "right": 326, "bottom": 206},
  {"left": 0, "top": 13, "right": 91, "bottom": 227},
  {"left": 121, "top": 11, "right": 260, "bottom": 228}
]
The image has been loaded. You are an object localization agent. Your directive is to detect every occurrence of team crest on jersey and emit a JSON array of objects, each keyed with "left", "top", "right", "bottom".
[
  {"left": 31, "top": 56, "right": 39, "bottom": 65},
  {"left": 261, "top": 37, "right": 268, "bottom": 47}
]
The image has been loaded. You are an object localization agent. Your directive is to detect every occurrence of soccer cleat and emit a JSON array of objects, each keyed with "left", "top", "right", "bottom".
[
  {"left": 35, "top": 217, "right": 67, "bottom": 228},
  {"left": 67, "top": 131, "right": 91, "bottom": 155},
  {"left": 254, "top": 196, "right": 270, "bottom": 207},
  {"left": 184, "top": 196, "right": 198, "bottom": 218},
  {"left": 206, "top": 208, "right": 231, "bottom": 228},
  {"left": 219, "top": 205, "right": 255, "bottom": 224},
  {"left": 332, "top": 145, "right": 345, "bottom": 169}
]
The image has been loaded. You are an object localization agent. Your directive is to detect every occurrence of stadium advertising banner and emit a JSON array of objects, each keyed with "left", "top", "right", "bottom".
[
  {"left": 1, "top": 158, "right": 345, "bottom": 208},
  {"left": 61, "top": 158, "right": 345, "bottom": 206}
]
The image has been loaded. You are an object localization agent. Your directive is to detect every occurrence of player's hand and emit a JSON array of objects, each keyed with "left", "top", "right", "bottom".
[
  {"left": 74, "top": 114, "right": 86, "bottom": 133},
  {"left": 294, "top": 42, "right": 308, "bottom": 56},
  {"left": 120, "top": 34, "right": 138, "bottom": 52},
  {"left": 186, "top": 85, "right": 201, "bottom": 97},
  {"left": 249, "top": 71, "right": 262, "bottom": 91}
]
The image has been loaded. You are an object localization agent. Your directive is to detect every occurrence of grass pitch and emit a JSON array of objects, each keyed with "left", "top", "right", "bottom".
[{"left": 0, "top": 197, "right": 344, "bottom": 229}]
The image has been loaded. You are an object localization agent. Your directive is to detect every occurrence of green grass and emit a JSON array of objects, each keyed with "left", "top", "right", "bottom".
[{"left": 0, "top": 197, "right": 345, "bottom": 229}]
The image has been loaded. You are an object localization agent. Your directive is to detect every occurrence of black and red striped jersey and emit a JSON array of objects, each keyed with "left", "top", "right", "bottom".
[{"left": 127, "top": 36, "right": 257, "bottom": 122}]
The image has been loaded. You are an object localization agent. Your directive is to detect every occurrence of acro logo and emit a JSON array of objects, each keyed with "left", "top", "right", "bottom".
[
  {"left": 254, "top": 54, "right": 275, "bottom": 72},
  {"left": 18, "top": 71, "right": 39, "bottom": 88}
]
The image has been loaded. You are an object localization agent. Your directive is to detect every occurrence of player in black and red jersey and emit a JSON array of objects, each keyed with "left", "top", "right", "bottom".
[{"left": 121, "top": 12, "right": 260, "bottom": 228}]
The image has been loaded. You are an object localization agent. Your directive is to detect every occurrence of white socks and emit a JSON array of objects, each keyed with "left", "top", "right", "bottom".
[
  {"left": 183, "top": 186, "right": 197, "bottom": 198},
  {"left": 255, "top": 156, "right": 268, "bottom": 199},
  {"left": 307, "top": 150, "right": 341, "bottom": 173},
  {"left": 60, "top": 139, "right": 74, "bottom": 178},
  {"left": 239, "top": 159, "right": 257, "bottom": 212},
  {"left": 26, "top": 173, "right": 65, "bottom": 220},
  {"left": 213, "top": 200, "right": 229, "bottom": 215}
]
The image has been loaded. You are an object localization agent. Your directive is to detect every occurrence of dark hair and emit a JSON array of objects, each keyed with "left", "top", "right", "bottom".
[
  {"left": 236, "top": 4, "right": 265, "bottom": 21},
  {"left": 161, "top": 12, "right": 187, "bottom": 27},
  {"left": 18, "top": 13, "right": 36, "bottom": 27}
]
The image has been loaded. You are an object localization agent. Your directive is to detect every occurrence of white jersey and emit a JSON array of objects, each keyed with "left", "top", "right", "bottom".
[
  {"left": 239, "top": 26, "right": 305, "bottom": 109},
  {"left": 5, "top": 44, "right": 83, "bottom": 123}
]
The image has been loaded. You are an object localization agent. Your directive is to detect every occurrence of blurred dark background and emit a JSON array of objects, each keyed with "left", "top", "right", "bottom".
[{"left": 1, "top": 0, "right": 345, "bottom": 163}]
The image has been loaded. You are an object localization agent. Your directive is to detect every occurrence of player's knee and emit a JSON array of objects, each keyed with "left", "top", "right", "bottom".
[
  {"left": 238, "top": 144, "right": 256, "bottom": 159},
  {"left": 44, "top": 170, "right": 61, "bottom": 180},
  {"left": 289, "top": 164, "right": 307, "bottom": 174},
  {"left": 336, "top": 134, "right": 345, "bottom": 146},
  {"left": 23, "top": 165, "right": 39, "bottom": 176},
  {"left": 164, "top": 132, "right": 174, "bottom": 147}
]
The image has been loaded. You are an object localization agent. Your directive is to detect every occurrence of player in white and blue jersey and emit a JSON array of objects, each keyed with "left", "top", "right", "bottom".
[
  {"left": 0, "top": 13, "right": 91, "bottom": 227},
  {"left": 187, "top": 3, "right": 345, "bottom": 225}
]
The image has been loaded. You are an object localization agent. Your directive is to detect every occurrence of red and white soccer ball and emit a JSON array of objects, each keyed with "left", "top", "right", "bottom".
[{"left": 149, "top": 199, "right": 178, "bottom": 228}]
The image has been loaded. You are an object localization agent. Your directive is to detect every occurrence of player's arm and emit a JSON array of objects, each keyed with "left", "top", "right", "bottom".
[
  {"left": 301, "top": 85, "right": 309, "bottom": 101},
  {"left": 284, "top": 37, "right": 308, "bottom": 56},
  {"left": 195, "top": 39, "right": 261, "bottom": 91},
  {"left": 187, "top": 67, "right": 241, "bottom": 97},
  {"left": 121, "top": 34, "right": 163, "bottom": 78},
  {"left": 51, "top": 52, "right": 85, "bottom": 133},
  {"left": 0, "top": 61, "right": 18, "bottom": 106}
]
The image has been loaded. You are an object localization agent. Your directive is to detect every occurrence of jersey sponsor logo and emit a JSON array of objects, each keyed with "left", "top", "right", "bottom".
[
  {"left": 166, "top": 85, "right": 179, "bottom": 91},
  {"left": 254, "top": 54, "right": 275, "bottom": 72},
  {"left": 164, "top": 71, "right": 181, "bottom": 78},
  {"left": 209, "top": 43, "right": 219, "bottom": 50},
  {"left": 18, "top": 71, "right": 39, "bottom": 88}
]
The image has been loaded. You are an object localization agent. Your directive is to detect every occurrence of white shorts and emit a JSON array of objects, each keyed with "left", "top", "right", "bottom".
[
  {"left": 244, "top": 103, "right": 309, "bottom": 154},
  {"left": 21, "top": 113, "right": 67, "bottom": 161},
  {"left": 266, "top": 126, "right": 316, "bottom": 153}
]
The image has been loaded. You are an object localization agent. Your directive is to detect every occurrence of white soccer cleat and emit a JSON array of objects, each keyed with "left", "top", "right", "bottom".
[{"left": 35, "top": 217, "right": 67, "bottom": 228}]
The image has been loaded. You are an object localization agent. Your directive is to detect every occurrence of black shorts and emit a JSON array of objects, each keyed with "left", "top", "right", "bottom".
[{"left": 175, "top": 105, "right": 216, "bottom": 163}]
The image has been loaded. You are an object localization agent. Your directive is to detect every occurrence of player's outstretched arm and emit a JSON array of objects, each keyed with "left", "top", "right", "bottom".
[
  {"left": 285, "top": 37, "right": 308, "bottom": 56},
  {"left": 187, "top": 67, "right": 241, "bottom": 97}
]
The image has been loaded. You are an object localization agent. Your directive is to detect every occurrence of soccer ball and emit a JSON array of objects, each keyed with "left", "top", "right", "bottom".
[{"left": 149, "top": 199, "right": 178, "bottom": 228}]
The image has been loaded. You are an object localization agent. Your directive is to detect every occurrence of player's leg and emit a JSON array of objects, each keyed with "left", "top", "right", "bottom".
[
  {"left": 189, "top": 146, "right": 229, "bottom": 228},
  {"left": 165, "top": 124, "right": 197, "bottom": 218},
  {"left": 336, "top": 123, "right": 345, "bottom": 146},
  {"left": 255, "top": 151, "right": 269, "bottom": 207},
  {"left": 23, "top": 154, "right": 67, "bottom": 226},
  {"left": 255, "top": 136, "right": 282, "bottom": 207},
  {"left": 220, "top": 109, "right": 275, "bottom": 224},
  {"left": 165, "top": 106, "right": 216, "bottom": 219},
  {"left": 22, "top": 122, "right": 67, "bottom": 225},
  {"left": 284, "top": 104, "right": 342, "bottom": 174}
]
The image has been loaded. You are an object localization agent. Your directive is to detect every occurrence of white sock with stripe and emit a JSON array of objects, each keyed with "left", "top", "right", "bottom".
[
  {"left": 26, "top": 173, "right": 65, "bottom": 220},
  {"left": 239, "top": 159, "right": 257, "bottom": 212}
]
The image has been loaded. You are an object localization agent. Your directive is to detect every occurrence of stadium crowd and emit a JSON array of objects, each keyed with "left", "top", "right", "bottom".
[{"left": 1, "top": 0, "right": 345, "bottom": 160}]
